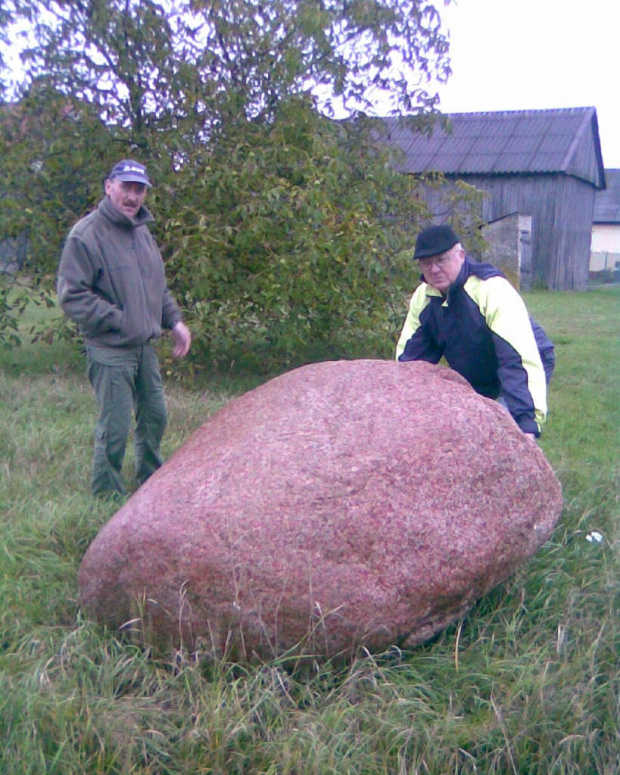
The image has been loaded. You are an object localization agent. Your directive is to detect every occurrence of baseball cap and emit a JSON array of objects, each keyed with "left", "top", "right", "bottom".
[
  {"left": 108, "top": 159, "right": 151, "bottom": 187},
  {"left": 413, "top": 224, "right": 459, "bottom": 259}
]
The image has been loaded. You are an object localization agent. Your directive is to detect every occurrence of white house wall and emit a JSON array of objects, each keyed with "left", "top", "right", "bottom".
[
  {"left": 591, "top": 224, "right": 620, "bottom": 252},
  {"left": 590, "top": 224, "right": 620, "bottom": 273}
]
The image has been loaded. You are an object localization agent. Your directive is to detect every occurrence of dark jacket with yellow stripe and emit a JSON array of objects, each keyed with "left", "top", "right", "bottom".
[{"left": 395, "top": 257, "right": 555, "bottom": 436}]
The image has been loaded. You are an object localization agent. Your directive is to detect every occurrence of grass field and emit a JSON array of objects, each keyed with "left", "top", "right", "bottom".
[{"left": 0, "top": 286, "right": 618, "bottom": 774}]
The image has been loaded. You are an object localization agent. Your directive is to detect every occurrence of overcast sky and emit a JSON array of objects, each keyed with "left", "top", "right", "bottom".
[{"left": 433, "top": 0, "right": 620, "bottom": 168}]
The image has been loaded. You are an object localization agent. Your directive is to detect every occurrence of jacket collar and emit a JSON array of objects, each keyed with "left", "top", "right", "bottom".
[
  {"left": 99, "top": 195, "right": 154, "bottom": 228},
  {"left": 423, "top": 255, "right": 503, "bottom": 300}
]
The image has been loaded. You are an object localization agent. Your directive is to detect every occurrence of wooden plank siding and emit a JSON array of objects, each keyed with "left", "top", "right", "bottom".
[{"left": 460, "top": 173, "right": 596, "bottom": 290}]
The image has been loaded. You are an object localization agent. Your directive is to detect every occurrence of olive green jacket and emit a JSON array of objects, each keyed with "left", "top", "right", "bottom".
[{"left": 57, "top": 196, "right": 182, "bottom": 347}]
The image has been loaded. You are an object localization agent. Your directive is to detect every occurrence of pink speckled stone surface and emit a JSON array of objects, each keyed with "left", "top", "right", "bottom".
[{"left": 78, "top": 360, "right": 563, "bottom": 662}]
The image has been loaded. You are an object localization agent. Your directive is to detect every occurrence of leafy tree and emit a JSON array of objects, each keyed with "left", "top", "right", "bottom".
[
  {"left": 156, "top": 99, "right": 441, "bottom": 372},
  {"left": 3, "top": 0, "right": 451, "bottom": 141},
  {"left": 0, "top": 0, "right": 486, "bottom": 371},
  {"left": 0, "top": 83, "right": 115, "bottom": 344}
]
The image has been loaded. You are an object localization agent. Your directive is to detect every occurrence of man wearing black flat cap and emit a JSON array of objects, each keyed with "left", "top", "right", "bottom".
[
  {"left": 57, "top": 159, "right": 192, "bottom": 496},
  {"left": 396, "top": 224, "right": 554, "bottom": 439}
]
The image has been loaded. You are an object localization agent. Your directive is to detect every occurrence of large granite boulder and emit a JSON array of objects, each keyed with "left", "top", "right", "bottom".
[{"left": 78, "top": 360, "right": 563, "bottom": 663}]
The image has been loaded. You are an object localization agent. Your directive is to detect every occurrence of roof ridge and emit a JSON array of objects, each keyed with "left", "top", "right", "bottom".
[
  {"left": 379, "top": 106, "right": 597, "bottom": 122},
  {"left": 439, "top": 106, "right": 596, "bottom": 119}
]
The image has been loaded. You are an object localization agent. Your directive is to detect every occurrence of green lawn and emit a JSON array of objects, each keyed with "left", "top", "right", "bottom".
[{"left": 0, "top": 286, "right": 618, "bottom": 774}]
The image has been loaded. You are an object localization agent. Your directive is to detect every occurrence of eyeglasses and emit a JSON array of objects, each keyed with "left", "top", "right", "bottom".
[{"left": 418, "top": 254, "right": 453, "bottom": 271}]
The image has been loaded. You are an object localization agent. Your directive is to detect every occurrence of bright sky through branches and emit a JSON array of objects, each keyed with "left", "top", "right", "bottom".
[{"left": 3, "top": 0, "right": 617, "bottom": 168}]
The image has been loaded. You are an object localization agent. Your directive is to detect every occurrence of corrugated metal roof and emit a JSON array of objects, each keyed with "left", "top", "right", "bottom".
[
  {"left": 594, "top": 169, "right": 620, "bottom": 223},
  {"left": 380, "top": 107, "right": 605, "bottom": 187}
]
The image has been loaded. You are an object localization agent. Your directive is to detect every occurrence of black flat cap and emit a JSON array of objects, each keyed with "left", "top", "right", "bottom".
[{"left": 413, "top": 225, "right": 459, "bottom": 259}]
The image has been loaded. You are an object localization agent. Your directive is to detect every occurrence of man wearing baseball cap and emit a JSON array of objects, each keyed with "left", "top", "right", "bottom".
[
  {"left": 395, "top": 224, "right": 555, "bottom": 439},
  {"left": 57, "top": 159, "right": 192, "bottom": 497}
]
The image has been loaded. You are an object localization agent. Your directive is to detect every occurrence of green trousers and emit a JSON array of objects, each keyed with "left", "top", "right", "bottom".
[{"left": 86, "top": 343, "right": 167, "bottom": 496}]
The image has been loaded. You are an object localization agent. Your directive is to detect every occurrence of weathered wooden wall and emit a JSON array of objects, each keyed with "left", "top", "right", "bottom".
[
  {"left": 481, "top": 213, "right": 532, "bottom": 290},
  {"left": 456, "top": 173, "right": 596, "bottom": 291}
]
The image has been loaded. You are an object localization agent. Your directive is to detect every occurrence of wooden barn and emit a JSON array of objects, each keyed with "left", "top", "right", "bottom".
[{"left": 380, "top": 107, "right": 606, "bottom": 291}]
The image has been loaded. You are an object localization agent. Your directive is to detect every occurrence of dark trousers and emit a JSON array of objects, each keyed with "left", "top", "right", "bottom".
[{"left": 86, "top": 343, "right": 167, "bottom": 496}]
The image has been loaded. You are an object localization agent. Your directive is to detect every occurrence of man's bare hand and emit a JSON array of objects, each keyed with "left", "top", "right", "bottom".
[{"left": 171, "top": 321, "right": 192, "bottom": 359}]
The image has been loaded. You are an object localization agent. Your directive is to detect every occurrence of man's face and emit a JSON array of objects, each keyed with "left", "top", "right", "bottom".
[
  {"left": 105, "top": 178, "right": 147, "bottom": 219},
  {"left": 418, "top": 244, "right": 465, "bottom": 293}
]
